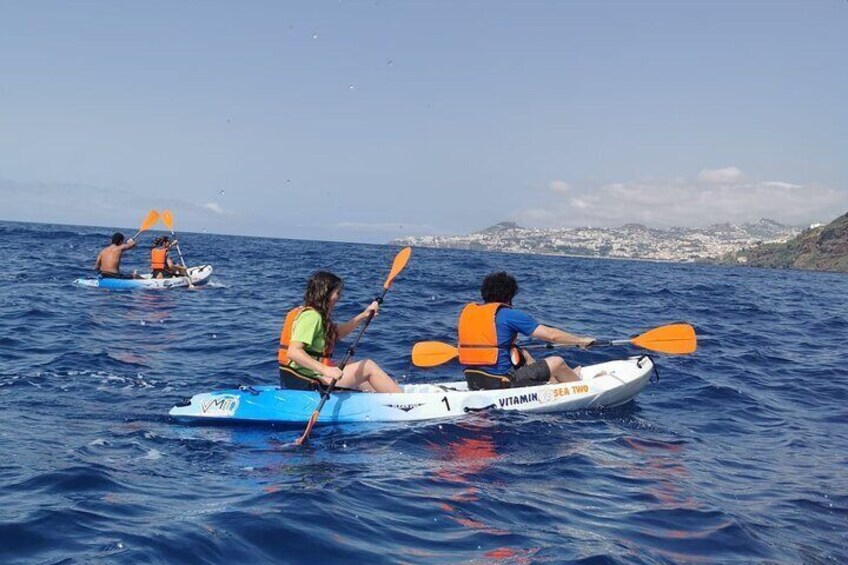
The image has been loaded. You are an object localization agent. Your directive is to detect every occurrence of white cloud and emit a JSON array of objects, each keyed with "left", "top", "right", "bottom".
[
  {"left": 570, "top": 197, "right": 591, "bottom": 210},
  {"left": 762, "top": 181, "right": 801, "bottom": 189},
  {"left": 517, "top": 208, "right": 555, "bottom": 222},
  {"left": 549, "top": 180, "right": 571, "bottom": 193},
  {"left": 0, "top": 177, "right": 241, "bottom": 236},
  {"left": 698, "top": 166, "right": 743, "bottom": 184},
  {"left": 202, "top": 202, "right": 225, "bottom": 214},
  {"left": 518, "top": 169, "right": 848, "bottom": 228},
  {"left": 0, "top": 177, "right": 163, "bottom": 227}
]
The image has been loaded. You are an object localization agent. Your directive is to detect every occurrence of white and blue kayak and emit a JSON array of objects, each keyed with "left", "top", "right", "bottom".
[
  {"left": 75, "top": 265, "right": 213, "bottom": 290},
  {"left": 169, "top": 356, "right": 655, "bottom": 425}
]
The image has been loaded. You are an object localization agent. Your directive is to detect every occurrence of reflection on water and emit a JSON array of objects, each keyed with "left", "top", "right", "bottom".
[
  {"left": 622, "top": 436, "right": 696, "bottom": 510},
  {"left": 428, "top": 422, "right": 532, "bottom": 560}
]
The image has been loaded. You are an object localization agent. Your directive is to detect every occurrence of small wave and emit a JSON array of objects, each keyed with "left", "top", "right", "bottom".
[{"left": 5, "top": 465, "right": 129, "bottom": 495}]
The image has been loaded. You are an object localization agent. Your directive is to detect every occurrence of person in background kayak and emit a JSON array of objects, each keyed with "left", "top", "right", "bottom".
[
  {"left": 150, "top": 236, "right": 188, "bottom": 278},
  {"left": 94, "top": 232, "right": 139, "bottom": 279},
  {"left": 458, "top": 271, "right": 596, "bottom": 389},
  {"left": 278, "top": 271, "right": 403, "bottom": 393}
]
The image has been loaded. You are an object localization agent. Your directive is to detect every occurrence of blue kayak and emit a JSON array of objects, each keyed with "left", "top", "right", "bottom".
[{"left": 75, "top": 265, "right": 213, "bottom": 290}]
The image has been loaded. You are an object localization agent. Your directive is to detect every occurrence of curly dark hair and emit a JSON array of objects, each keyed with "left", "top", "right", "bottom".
[
  {"left": 303, "top": 271, "right": 344, "bottom": 351},
  {"left": 481, "top": 271, "right": 518, "bottom": 304}
]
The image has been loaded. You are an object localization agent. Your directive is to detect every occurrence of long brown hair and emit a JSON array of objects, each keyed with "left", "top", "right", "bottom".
[{"left": 303, "top": 271, "right": 343, "bottom": 351}]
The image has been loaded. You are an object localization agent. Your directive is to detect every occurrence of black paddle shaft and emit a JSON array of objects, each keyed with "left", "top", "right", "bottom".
[{"left": 520, "top": 339, "right": 620, "bottom": 350}]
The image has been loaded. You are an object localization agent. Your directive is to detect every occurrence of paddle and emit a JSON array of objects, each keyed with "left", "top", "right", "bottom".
[
  {"left": 411, "top": 323, "right": 698, "bottom": 368},
  {"left": 161, "top": 210, "right": 194, "bottom": 288},
  {"left": 294, "top": 246, "right": 412, "bottom": 446},
  {"left": 130, "top": 210, "right": 160, "bottom": 241}
]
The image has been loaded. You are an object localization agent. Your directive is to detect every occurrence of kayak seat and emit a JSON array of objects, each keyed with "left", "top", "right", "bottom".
[
  {"left": 279, "top": 366, "right": 324, "bottom": 390},
  {"left": 463, "top": 369, "right": 511, "bottom": 391},
  {"left": 279, "top": 365, "right": 358, "bottom": 392}
]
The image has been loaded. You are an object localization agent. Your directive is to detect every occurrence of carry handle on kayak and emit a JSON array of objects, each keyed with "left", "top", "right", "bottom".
[
  {"left": 294, "top": 247, "right": 412, "bottom": 446},
  {"left": 411, "top": 323, "right": 698, "bottom": 368}
]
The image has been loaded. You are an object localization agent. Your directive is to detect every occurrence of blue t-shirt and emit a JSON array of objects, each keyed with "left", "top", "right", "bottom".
[{"left": 491, "top": 307, "right": 539, "bottom": 374}]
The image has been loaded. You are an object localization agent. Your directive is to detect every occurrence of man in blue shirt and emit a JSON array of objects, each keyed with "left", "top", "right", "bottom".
[{"left": 459, "top": 271, "right": 595, "bottom": 387}]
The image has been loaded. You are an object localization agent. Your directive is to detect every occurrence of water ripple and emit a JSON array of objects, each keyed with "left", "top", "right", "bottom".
[{"left": 0, "top": 221, "right": 846, "bottom": 563}]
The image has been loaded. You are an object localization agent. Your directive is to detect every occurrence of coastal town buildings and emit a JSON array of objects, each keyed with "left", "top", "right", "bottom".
[{"left": 393, "top": 220, "right": 801, "bottom": 263}]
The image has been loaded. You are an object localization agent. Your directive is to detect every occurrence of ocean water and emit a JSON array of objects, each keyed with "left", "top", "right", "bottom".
[{"left": 0, "top": 220, "right": 846, "bottom": 564}]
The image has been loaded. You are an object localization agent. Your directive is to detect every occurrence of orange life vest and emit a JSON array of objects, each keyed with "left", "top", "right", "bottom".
[
  {"left": 150, "top": 247, "right": 168, "bottom": 270},
  {"left": 277, "top": 306, "right": 333, "bottom": 367},
  {"left": 457, "top": 302, "right": 516, "bottom": 366}
]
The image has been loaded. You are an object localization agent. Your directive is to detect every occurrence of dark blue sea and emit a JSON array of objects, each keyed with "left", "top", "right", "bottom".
[{"left": 1, "top": 220, "right": 845, "bottom": 564}]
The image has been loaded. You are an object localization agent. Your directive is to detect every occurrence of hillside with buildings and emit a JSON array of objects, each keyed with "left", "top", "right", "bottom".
[{"left": 393, "top": 219, "right": 802, "bottom": 263}]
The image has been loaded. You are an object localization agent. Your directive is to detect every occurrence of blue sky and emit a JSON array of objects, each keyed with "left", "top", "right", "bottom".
[{"left": 1, "top": 1, "right": 846, "bottom": 242}]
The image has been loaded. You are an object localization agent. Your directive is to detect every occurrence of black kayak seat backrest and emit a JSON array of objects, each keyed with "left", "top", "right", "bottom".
[{"left": 463, "top": 369, "right": 511, "bottom": 391}]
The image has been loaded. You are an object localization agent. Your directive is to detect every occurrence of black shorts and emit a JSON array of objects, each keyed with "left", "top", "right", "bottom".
[
  {"left": 152, "top": 269, "right": 176, "bottom": 278},
  {"left": 99, "top": 271, "right": 133, "bottom": 280},
  {"left": 508, "top": 360, "right": 551, "bottom": 388}
]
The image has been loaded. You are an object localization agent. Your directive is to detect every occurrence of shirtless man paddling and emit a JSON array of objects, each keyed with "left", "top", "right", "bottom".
[{"left": 94, "top": 233, "right": 139, "bottom": 279}]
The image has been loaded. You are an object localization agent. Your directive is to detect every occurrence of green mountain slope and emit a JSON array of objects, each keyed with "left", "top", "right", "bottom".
[{"left": 717, "top": 212, "right": 848, "bottom": 272}]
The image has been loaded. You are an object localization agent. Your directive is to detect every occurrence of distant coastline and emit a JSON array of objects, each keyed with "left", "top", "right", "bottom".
[{"left": 392, "top": 219, "right": 804, "bottom": 264}]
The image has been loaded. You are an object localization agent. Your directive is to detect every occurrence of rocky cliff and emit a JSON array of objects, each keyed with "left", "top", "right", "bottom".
[{"left": 716, "top": 212, "right": 848, "bottom": 272}]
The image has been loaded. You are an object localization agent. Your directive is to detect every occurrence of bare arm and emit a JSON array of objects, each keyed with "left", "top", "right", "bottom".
[
  {"left": 287, "top": 341, "right": 342, "bottom": 384},
  {"left": 336, "top": 301, "right": 379, "bottom": 339},
  {"left": 122, "top": 238, "right": 136, "bottom": 250},
  {"left": 531, "top": 324, "right": 594, "bottom": 347},
  {"left": 94, "top": 250, "right": 102, "bottom": 271}
]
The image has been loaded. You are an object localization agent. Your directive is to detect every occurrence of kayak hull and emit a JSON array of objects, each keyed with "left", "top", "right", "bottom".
[
  {"left": 169, "top": 357, "right": 654, "bottom": 425},
  {"left": 74, "top": 265, "right": 213, "bottom": 290}
]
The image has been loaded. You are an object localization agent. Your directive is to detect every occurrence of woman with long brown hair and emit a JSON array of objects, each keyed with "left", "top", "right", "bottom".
[{"left": 278, "top": 271, "right": 402, "bottom": 393}]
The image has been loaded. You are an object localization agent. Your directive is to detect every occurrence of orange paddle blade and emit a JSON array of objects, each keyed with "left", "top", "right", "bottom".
[
  {"left": 383, "top": 247, "right": 412, "bottom": 289},
  {"left": 161, "top": 209, "right": 175, "bottom": 231},
  {"left": 412, "top": 341, "right": 459, "bottom": 367},
  {"left": 630, "top": 323, "right": 697, "bottom": 355},
  {"left": 139, "top": 210, "right": 160, "bottom": 233}
]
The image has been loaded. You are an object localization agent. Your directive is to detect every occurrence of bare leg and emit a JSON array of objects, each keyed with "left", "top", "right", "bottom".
[
  {"left": 544, "top": 356, "right": 581, "bottom": 384},
  {"left": 336, "top": 359, "right": 402, "bottom": 393},
  {"left": 579, "top": 367, "right": 610, "bottom": 380}
]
